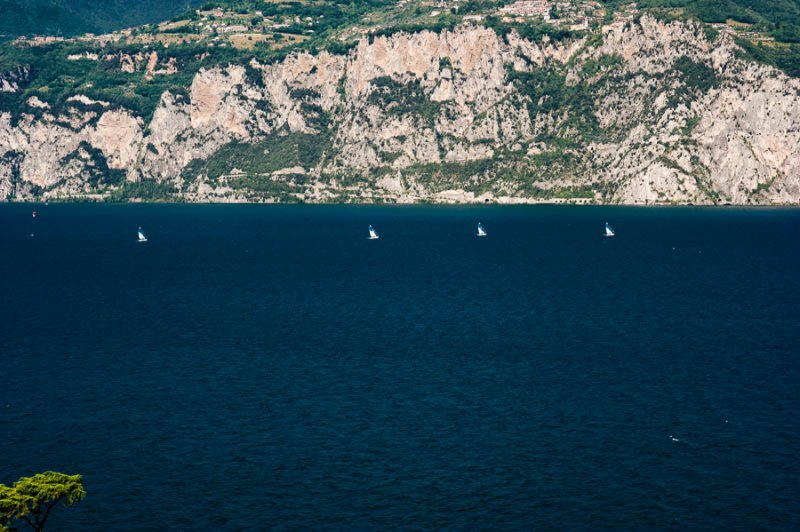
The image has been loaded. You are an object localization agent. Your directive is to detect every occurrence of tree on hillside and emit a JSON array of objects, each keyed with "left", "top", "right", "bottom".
[{"left": 0, "top": 472, "right": 85, "bottom": 532}]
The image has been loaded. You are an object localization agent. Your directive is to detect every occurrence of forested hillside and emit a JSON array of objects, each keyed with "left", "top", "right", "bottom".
[
  {"left": 639, "top": 0, "right": 800, "bottom": 33},
  {"left": 0, "top": 0, "right": 204, "bottom": 36}
]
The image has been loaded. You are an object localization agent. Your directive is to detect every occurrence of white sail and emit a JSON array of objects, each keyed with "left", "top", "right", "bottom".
[
  {"left": 604, "top": 222, "right": 615, "bottom": 237},
  {"left": 138, "top": 227, "right": 148, "bottom": 242},
  {"left": 477, "top": 222, "right": 487, "bottom": 237},
  {"left": 368, "top": 225, "right": 379, "bottom": 240}
]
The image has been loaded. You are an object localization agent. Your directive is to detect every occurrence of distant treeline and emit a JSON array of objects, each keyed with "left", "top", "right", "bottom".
[{"left": 0, "top": 0, "right": 207, "bottom": 36}]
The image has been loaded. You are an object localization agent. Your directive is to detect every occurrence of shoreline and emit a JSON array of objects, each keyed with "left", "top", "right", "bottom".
[{"left": 3, "top": 199, "right": 800, "bottom": 208}]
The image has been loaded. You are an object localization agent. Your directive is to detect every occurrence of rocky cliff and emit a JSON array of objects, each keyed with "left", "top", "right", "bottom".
[{"left": 2, "top": 14, "right": 799, "bottom": 204}]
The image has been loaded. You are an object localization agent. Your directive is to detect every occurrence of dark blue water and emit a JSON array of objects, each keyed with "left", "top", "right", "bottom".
[{"left": 2, "top": 205, "right": 799, "bottom": 529}]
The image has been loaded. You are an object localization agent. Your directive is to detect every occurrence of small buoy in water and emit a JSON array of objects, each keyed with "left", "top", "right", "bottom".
[{"left": 32, "top": 211, "right": 37, "bottom": 218}]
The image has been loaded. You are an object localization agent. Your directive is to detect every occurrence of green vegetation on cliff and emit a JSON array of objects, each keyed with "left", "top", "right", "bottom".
[
  {"left": 182, "top": 130, "right": 330, "bottom": 181},
  {"left": 0, "top": 40, "right": 240, "bottom": 123}
]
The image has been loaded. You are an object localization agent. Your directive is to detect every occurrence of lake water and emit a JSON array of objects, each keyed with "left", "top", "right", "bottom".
[{"left": 1, "top": 204, "right": 799, "bottom": 529}]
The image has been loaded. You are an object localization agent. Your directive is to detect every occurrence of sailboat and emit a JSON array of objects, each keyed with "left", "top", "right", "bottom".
[
  {"left": 368, "top": 225, "right": 379, "bottom": 240},
  {"left": 604, "top": 222, "right": 615, "bottom": 237},
  {"left": 477, "top": 222, "right": 487, "bottom": 237},
  {"left": 137, "top": 227, "right": 148, "bottom": 243}
]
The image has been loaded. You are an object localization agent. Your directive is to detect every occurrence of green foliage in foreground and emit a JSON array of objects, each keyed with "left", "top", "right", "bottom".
[{"left": 0, "top": 472, "right": 85, "bottom": 531}]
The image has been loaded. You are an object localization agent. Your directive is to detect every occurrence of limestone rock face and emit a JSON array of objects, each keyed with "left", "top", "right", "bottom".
[
  {"left": 89, "top": 110, "right": 142, "bottom": 170},
  {"left": 1, "top": 16, "right": 800, "bottom": 203},
  {"left": 0, "top": 66, "right": 30, "bottom": 93}
]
